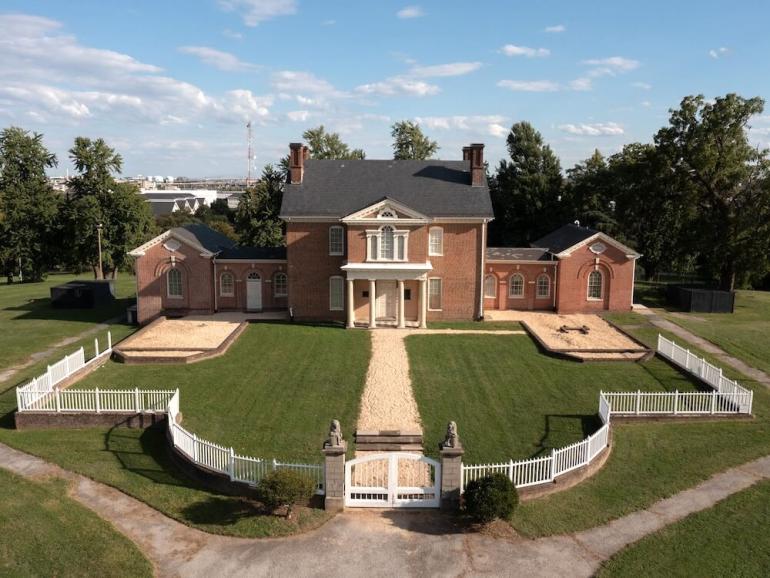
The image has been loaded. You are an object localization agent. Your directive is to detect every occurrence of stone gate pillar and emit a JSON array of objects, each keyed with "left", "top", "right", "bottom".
[
  {"left": 438, "top": 421, "right": 465, "bottom": 510},
  {"left": 322, "top": 419, "right": 346, "bottom": 512}
]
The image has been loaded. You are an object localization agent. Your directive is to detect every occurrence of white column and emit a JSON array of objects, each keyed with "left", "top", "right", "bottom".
[
  {"left": 346, "top": 279, "right": 355, "bottom": 328},
  {"left": 368, "top": 279, "right": 377, "bottom": 329},
  {"left": 419, "top": 278, "right": 428, "bottom": 329},
  {"left": 397, "top": 280, "right": 405, "bottom": 328}
]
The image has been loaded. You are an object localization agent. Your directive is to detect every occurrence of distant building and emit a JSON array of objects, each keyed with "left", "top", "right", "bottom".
[{"left": 139, "top": 189, "right": 218, "bottom": 216}]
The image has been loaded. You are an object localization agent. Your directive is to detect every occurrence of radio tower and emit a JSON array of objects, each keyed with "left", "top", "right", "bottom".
[{"left": 246, "top": 120, "right": 253, "bottom": 186}]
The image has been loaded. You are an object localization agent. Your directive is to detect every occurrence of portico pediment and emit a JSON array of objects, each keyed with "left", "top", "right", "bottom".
[{"left": 341, "top": 198, "right": 430, "bottom": 225}]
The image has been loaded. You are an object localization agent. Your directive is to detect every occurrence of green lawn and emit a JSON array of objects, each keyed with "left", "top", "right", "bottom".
[
  {"left": 658, "top": 290, "right": 770, "bottom": 376},
  {"left": 0, "top": 273, "right": 137, "bottom": 373},
  {"left": 428, "top": 320, "right": 523, "bottom": 331},
  {"left": 407, "top": 331, "right": 770, "bottom": 537},
  {"left": 598, "top": 479, "right": 770, "bottom": 577},
  {"left": 0, "top": 467, "right": 153, "bottom": 577}
]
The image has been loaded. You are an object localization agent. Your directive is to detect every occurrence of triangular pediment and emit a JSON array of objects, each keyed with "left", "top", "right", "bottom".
[{"left": 341, "top": 197, "right": 429, "bottom": 223}]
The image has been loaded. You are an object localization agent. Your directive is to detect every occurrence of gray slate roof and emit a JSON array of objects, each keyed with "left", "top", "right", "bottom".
[
  {"left": 280, "top": 159, "right": 493, "bottom": 218},
  {"left": 486, "top": 247, "right": 553, "bottom": 261},
  {"left": 150, "top": 200, "right": 178, "bottom": 217},
  {"left": 532, "top": 223, "right": 598, "bottom": 254},
  {"left": 173, "top": 224, "right": 236, "bottom": 253}
]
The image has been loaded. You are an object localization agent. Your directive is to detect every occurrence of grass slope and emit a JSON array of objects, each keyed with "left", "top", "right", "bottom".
[
  {"left": 0, "top": 467, "right": 153, "bottom": 577},
  {"left": 598, "top": 479, "right": 770, "bottom": 577}
]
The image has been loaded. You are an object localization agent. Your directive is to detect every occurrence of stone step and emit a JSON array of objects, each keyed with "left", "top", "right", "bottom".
[
  {"left": 355, "top": 429, "right": 422, "bottom": 437},
  {"left": 355, "top": 435, "right": 423, "bottom": 444},
  {"left": 353, "top": 443, "right": 424, "bottom": 452}
]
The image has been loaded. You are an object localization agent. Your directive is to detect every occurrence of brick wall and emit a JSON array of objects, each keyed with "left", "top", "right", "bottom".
[
  {"left": 484, "top": 263, "right": 557, "bottom": 311},
  {"left": 215, "top": 262, "right": 288, "bottom": 311}
]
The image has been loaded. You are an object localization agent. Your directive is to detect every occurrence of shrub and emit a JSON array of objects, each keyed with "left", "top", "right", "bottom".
[
  {"left": 463, "top": 473, "right": 519, "bottom": 523},
  {"left": 257, "top": 469, "right": 316, "bottom": 517}
]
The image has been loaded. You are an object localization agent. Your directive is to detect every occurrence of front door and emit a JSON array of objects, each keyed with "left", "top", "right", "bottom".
[
  {"left": 246, "top": 272, "right": 262, "bottom": 310},
  {"left": 376, "top": 281, "right": 397, "bottom": 319}
]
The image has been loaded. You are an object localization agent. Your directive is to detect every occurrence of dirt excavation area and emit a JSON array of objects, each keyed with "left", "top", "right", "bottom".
[{"left": 485, "top": 311, "right": 650, "bottom": 361}]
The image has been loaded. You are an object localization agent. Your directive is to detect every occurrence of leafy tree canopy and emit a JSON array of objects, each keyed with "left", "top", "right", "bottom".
[{"left": 391, "top": 120, "right": 439, "bottom": 160}]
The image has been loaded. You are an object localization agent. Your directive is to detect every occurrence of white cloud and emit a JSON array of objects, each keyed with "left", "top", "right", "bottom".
[
  {"left": 497, "top": 80, "right": 560, "bottom": 92},
  {"left": 218, "top": 0, "right": 297, "bottom": 26},
  {"left": 222, "top": 28, "right": 243, "bottom": 40},
  {"left": 397, "top": 5, "right": 424, "bottom": 19},
  {"left": 545, "top": 24, "right": 566, "bottom": 33},
  {"left": 287, "top": 110, "right": 310, "bottom": 122},
  {"left": 709, "top": 47, "right": 730, "bottom": 59},
  {"left": 415, "top": 115, "right": 509, "bottom": 137},
  {"left": 568, "top": 77, "right": 592, "bottom": 91},
  {"left": 356, "top": 76, "right": 439, "bottom": 97},
  {"left": 271, "top": 70, "right": 347, "bottom": 103},
  {"left": 641, "top": 100, "right": 652, "bottom": 108},
  {"left": 178, "top": 46, "right": 256, "bottom": 71},
  {"left": 410, "top": 62, "right": 482, "bottom": 77},
  {"left": 558, "top": 122, "right": 624, "bottom": 136},
  {"left": 500, "top": 44, "right": 550, "bottom": 58},
  {"left": 632, "top": 81, "right": 652, "bottom": 90},
  {"left": 582, "top": 56, "right": 640, "bottom": 77}
]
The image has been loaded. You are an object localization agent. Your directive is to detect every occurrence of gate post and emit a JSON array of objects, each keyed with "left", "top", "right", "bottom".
[
  {"left": 438, "top": 421, "right": 464, "bottom": 510},
  {"left": 322, "top": 419, "right": 346, "bottom": 512}
]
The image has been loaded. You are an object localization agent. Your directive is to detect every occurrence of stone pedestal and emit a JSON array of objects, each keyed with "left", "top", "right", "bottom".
[
  {"left": 322, "top": 442, "right": 347, "bottom": 512},
  {"left": 439, "top": 445, "right": 465, "bottom": 510}
]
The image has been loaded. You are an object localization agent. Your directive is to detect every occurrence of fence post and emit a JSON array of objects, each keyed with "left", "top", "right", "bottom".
[
  {"left": 711, "top": 391, "right": 716, "bottom": 415},
  {"left": 229, "top": 448, "right": 235, "bottom": 481},
  {"left": 508, "top": 458, "right": 515, "bottom": 482},
  {"left": 94, "top": 338, "right": 99, "bottom": 358},
  {"left": 16, "top": 388, "right": 22, "bottom": 413},
  {"left": 439, "top": 441, "right": 465, "bottom": 511},
  {"left": 107, "top": 331, "right": 112, "bottom": 351},
  {"left": 549, "top": 448, "right": 557, "bottom": 481},
  {"left": 135, "top": 388, "right": 141, "bottom": 413},
  {"left": 749, "top": 391, "right": 754, "bottom": 415},
  {"left": 673, "top": 390, "right": 678, "bottom": 415},
  {"left": 193, "top": 433, "right": 199, "bottom": 463},
  {"left": 95, "top": 387, "right": 100, "bottom": 413},
  {"left": 636, "top": 390, "right": 641, "bottom": 415},
  {"left": 272, "top": 458, "right": 278, "bottom": 471},
  {"left": 55, "top": 388, "right": 61, "bottom": 413},
  {"left": 685, "top": 350, "right": 690, "bottom": 371}
]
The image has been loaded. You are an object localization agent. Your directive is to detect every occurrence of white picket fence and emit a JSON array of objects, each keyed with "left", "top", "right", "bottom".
[
  {"left": 657, "top": 335, "right": 753, "bottom": 414},
  {"left": 462, "top": 336, "right": 753, "bottom": 491},
  {"left": 16, "top": 332, "right": 113, "bottom": 412}
]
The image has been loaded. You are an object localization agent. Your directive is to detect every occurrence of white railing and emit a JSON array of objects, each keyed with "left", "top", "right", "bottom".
[
  {"left": 657, "top": 335, "right": 753, "bottom": 414},
  {"left": 602, "top": 390, "right": 752, "bottom": 416},
  {"left": 16, "top": 332, "right": 113, "bottom": 412},
  {"left": 17, "top": 388, "right": 176, "bottom": 413}
]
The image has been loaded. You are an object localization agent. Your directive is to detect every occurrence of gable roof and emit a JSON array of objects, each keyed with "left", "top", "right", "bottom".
[
  {"left": 532, "top": 223, "right": 599, "bottom": 254},
  {"left": 280, "top": 159, "right": 493, "bottom": 219},
  {"left": 173, "top": 224, "right": 237, "bottom": 253},
  {"left": 486, "top": 247, "right": 553, "bottom": 262}
]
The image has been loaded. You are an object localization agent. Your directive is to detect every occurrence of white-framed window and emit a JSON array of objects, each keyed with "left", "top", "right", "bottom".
[
  {"left": 167, "top": 268, "right": 182, "bottom": 298},
  {"left": 509, "top": 273, "right": 524, "bottom": 298},
  {"left": 588, "top": 270, "right": 603, "bottom": 300},
  {"left": 428, "top": 227, "right": 443, "bottom": 256},
  {"left": 536, "top": 274, "right": 550, "bottom": 299},
  {"left": 329, "top": 225, "right": 344, "bottom": 256},
  {"left": 329, "top": 276, "right": 344, "bottom": 311},
  {"left": 484, "top": 274, "right": 497, "bottom": 298},
  {"left": 274, "top": 272, "right": 287, "bottom": 297},
  {"left": 367, "top": 226, "right": 408, "bottom": 262},
  {"left": 220, "top": 271, "right": 234, "bottom": 297},
  {"left": 428, "top": 278, "right": 442, "bottom": 310}
]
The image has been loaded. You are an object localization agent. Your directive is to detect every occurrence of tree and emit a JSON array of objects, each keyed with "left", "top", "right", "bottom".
[
  {"left": 302, "top": 125, "right": 365, "bottom": 159},
  {"left": 235, "top": 164, "right": 285, "bottom": 247},
  {"left": 64, "top": 137, "right": 153, "bottom": 278},
  {"left": 655, "top": 94, "right": 770, "bottom": 290},
  {"left": 562, "top": 150, "right": 619, "bottom": 234},
  {"left": 489, "top": 122, "right": 564, "bottom": 246},
  {"left": 391, "top": 120, "right": 439, "bottom": 159},
  {"left": 0, "top": 127, "right": 60, "bottom": 282}
]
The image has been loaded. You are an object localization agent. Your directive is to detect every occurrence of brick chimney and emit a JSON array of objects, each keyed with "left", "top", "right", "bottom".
[
  {"left": 289, "top": 142, "right": 307, "bottom": 184},
  {"left": 462, "top": 146, "right": 471, "bottom": 161},
  {"left": 469, "top": 143, "right": 485, "bottom": 187}
]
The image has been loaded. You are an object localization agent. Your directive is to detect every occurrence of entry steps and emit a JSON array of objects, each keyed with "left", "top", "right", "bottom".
[{"left": 354, "top": 429, "right": 423, "bottom": 452}]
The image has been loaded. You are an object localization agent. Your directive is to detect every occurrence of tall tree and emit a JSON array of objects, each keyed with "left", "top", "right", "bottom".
[
  {"left": 0, "top": 127, "right": 60, "bottom": 282},
  {"left": 302, "top": 125, "right": 365, "bottom": 159},
  {"left": 391, "top": 120, "right": 439, "bottom": 159},
  {"left": 655, "top": 94, "right": 770, "bottom": 290},
  {"left": 489, "top": 122, "right": 564, "bottom": 246},
  {"left": 64, "top": 137, "right": 153, "bottom": 278},
  {"left": 562, "top": 150, "right": 619, "bottom": 234},
  {"left": 235, "top": 164, "right": 285, "bottom": 247}
]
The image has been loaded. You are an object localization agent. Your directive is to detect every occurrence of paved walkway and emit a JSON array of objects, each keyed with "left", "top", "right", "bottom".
[
  {"left": 2, "top": 441, "right": 768, "bottom": 577},
  {"left": 634, "top": 306, "right": 770, "bottom": 387}
]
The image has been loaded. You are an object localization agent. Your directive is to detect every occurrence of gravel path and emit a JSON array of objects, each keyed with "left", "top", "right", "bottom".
[{"left": 2, "top": 441, "right": 768, "bottom": 577}]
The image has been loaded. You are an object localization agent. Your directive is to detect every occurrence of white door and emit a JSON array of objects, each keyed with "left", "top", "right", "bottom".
[
  {"left": 246, "top": 272, "right": 262, "bottom": 310},
  {"left": 376, "top": 281, "right": 397, "bottom": 319}
]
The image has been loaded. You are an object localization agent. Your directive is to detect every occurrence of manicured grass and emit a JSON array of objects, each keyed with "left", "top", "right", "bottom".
[
  {"left": 407, "top": 331, "right": 770, "bottom": 537},
  {"left": 428, "top": 320, "right": 523, "bottom": 331},
  {"left": 75, "top": 323, "right": 371, "bottom": 461},
  {"left": 0, "top": 467, "right": 153, "bottom": 577},
  {"left": 598, "top": 479, "right": 770, "bottom": 577},
  {"left": 408, "top": 333, "right": 701, "bottom": 462},
  {"left": 0, "top": 273, "right": 137, "bottom": 371},
  {"left": 659, "top": 290, "right": 770, "bottom": 376}
]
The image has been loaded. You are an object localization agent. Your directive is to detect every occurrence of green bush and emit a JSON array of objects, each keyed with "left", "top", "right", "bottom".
[
  {"left": 463, "top": 473, "right": 519, "bottom": 523},
  {"left": 257, "top": 469, "right": 316, "bottom": 516}
]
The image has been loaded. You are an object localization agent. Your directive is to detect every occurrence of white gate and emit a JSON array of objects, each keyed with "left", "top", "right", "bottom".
[{"left": 344, "top": 452, "right": 441, "bottom": 508}]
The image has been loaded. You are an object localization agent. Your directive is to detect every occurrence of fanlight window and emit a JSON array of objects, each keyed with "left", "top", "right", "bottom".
[
  {"left": 368, "top": 225, "right": 407, "bottom": 261},
  {"left": 509, "top": 274, "right": 524, "bottom": 297},
  {"left": 588, "top": 270, "right": 603, "bottom": 300},
  {"left": 380, "top": 226, "right": 395, "bottom": 260}
]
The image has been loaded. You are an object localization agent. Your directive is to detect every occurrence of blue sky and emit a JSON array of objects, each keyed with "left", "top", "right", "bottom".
[{"left": 1, "top": 0, "right": 769, "bottom": 177}]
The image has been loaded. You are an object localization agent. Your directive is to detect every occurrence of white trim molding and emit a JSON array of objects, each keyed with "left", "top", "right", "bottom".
[
  {"left": 341, "top": 198, "right": 430, "bottom": 224},
  {"left": 554, "top": 232, "right": 641, "bottom": 259},
  {"left": 341, "top": 261, "right": 432, "bottom": 281}
]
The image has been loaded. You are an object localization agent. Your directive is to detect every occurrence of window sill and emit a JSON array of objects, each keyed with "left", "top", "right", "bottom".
[
  {"left": 428, "top": 252, "right": 443, "bottom": 257},
  {"left": 220, "top": 293, "right": 234, "bottom": 298},
  {"left": 587, "top": 297, "right": 603, "bottom": 302},
  {"left": 167, "top": 295, "right": 183, "bottom": 300},
  {"left": 509, "top": 295, "right": 525, "bottom": 299},
  {"left": 329, "top": 252, "right": 344, "bottom": 257}
]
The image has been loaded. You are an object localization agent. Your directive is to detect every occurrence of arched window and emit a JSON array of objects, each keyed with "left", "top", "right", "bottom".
[
  {"left": 428, "top": 227, "right": 443, "bottom": 256},
  {"left": 484, "top": 274, "right": 497, "bottom": 298},
  {"left": 536, "top": 274, "right": 550, "bottom": 298},
  {"left": 274, "top": 272, "right": 288, "bottom": 297},
  {"left": 379, "top": 226, "right": 394, "bottom": 260},
  {"left": 328, "top": 225, "right": 344, "bottom": 256},
  {"left": 329, "top": 276, "right": 344, "bottom": 311},
  {"left": 247, "top": 271, "right": 261, "bottom": 280},
  {"left": 588, "top": 270, "right": 603, "bottom": 300},
  {"left": 509, "top": 273, "right": 524, "bottom": 298},
  {"left": 167, "top": 268, "right": 182, "bottom": 298},
  {"left": 220, "top": 271, "right": 234, "bottom": 297}
]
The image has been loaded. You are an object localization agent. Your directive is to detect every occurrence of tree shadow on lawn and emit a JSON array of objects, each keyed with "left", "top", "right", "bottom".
[
  {"left": 534, "top": 413, "right": 601, "bottom": 457},
  {"left": 5, "top": 296, "right": 135, "bottom": 324},
  {"left": 181, "top": 495, "right": 268, "bottom": 526}
]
